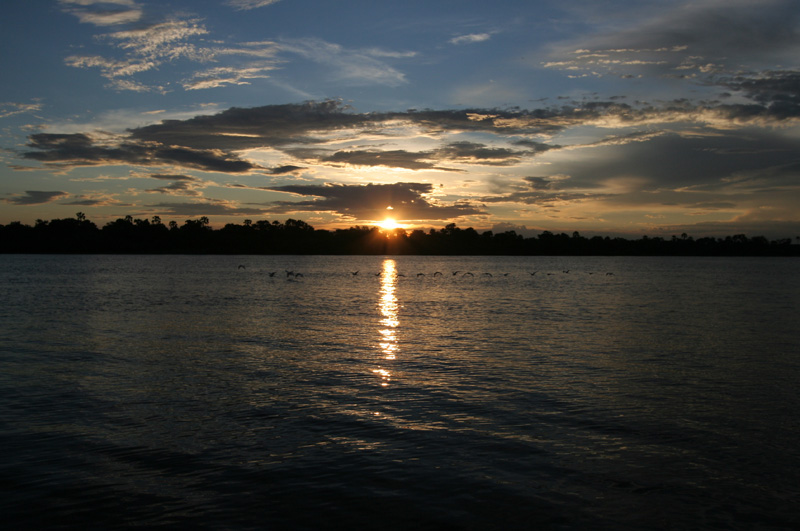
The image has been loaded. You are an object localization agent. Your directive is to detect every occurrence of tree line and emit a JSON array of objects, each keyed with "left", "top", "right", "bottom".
[{"left": 1, "top": 213, "right": 798, "bottom": 256}]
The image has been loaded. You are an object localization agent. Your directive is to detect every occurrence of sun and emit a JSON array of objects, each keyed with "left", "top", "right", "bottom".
[{"left": 378, "top": 217, "right": 401, "bottom": 231}]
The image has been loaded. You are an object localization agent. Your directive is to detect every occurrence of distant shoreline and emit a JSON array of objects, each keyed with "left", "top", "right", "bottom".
[{"left": 2, "top": 215, "right": 798, "bottom": 257}]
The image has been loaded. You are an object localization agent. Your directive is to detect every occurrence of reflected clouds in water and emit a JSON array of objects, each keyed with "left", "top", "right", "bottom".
[{"left": 374, "top": 259, "right": 399, "bottom": 386}]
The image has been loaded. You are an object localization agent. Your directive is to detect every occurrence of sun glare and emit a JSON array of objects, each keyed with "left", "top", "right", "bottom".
[{"left": 379, "top": 217, "right": 401, "bottom": 231}]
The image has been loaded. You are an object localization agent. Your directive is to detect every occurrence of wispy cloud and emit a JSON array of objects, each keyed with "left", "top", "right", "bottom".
[
  {"left": 0, "top": 102, "right": 43, "bottom": 119},
  {"left": 225, "top": 0, "right": 282, "bottom": 11},
  {"left": 449, "top": 33, "right": 491, "bottom": 45},
  {"left": 278, "top": 38, "right": 409, "bottom": 86}
]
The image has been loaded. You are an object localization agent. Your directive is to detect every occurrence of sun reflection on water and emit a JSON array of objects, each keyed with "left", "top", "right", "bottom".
[{"left": 374, "top": 259, "right": 399, "bottom": 386}]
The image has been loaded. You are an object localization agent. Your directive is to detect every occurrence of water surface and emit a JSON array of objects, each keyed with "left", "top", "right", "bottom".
[{"left": 1, "top": 255, "right": 798, "bottom": 529}]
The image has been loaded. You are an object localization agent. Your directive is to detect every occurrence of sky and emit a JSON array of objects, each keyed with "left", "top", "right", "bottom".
[{"left": 1, "top": 0, "right": 799, "bottom": 238}]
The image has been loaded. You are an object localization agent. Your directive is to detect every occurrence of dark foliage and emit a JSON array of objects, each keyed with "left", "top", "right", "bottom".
[{"left": 1, "top": 214, "right": 798, "bottom": 256}]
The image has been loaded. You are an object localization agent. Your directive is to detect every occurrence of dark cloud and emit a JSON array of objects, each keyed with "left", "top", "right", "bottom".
[
  {"left": 269, "top": 165, "right": 304, "bottom": 175},
  {"left": 262, "top": 182, "right": 485, "bottom": 220},
  {"left": 523, "top": 177, "right": 555, "bottom": 190},
  {"left": 321, "top": 150, "right": 444, "bottom": 171},
  {"left": 3, "top": 190, "right": 68, "bottom": 205},
  {"left": 62, "top": 199, "right": 110, "bottom": 206},
  {"left": 557, "top": 131, "right": 800, "bottom": 192},
  {"left": 481, "top": 177, "right": 605, "bottom": 206},
  {"left": 434, "top": 141, "right": 527, "bottom": 166},
  {"left": 146, "top": 181, "right": 202, "bottom": 196},
  {"left": 149, "top": 201, "right": 268, "bottom": 216},
  {"left": 717, "top": 70, "right": 800, "bottom": 118},
  {"left": 149, "top": 173, "right": 200, "bottom": 181},
  {"left": 23, "top": 133, "right": 258, "bottom": 173},
  {"left": 125, "top": 100, "right": 632, "bottom": 154},
  {"left": 512, "top": 139, "right": 560, "bottom": 153}
]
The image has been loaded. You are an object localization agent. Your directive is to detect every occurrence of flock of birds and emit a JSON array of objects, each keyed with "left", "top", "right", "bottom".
[{"left": 237, "top": 265, "right": 615, "bottom": 279}]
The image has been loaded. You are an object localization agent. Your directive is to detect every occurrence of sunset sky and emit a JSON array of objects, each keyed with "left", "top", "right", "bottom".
[{"left": 2, "top": 0, "right": 799, "bottom": 237}]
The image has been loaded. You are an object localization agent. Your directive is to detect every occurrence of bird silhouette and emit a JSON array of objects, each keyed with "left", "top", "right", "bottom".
[
  {"left": 268, "top": 272, "right": 276, "bottom": 277},
  {"left": 238, "top": 265, "right": 246, "bottom": 270},
  {"left": 452, "top": 271, "right": 461, "bottom": 276},
  {"left": 433, "top": 271, "right": 443, "bottom": 277},
  {"left": 483, "top": 272, "right": 492, "bottom": 277},
  {"left": 417, "top": 272, "right": 425, "bottom": 277},
  {"left": 463, "top": 272, "right": 474, "bottom": 277},
  {"left": 351, "top": 271, "right": 359, "bottom": 276},
  {"left": 529, "top": 271, "right": 538, "bottom": 276}
]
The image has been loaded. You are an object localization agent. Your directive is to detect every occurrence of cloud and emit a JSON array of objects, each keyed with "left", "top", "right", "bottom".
[
  {"left": 268, "top": 165, "right": 304, "bottom": 175},
  {"left": 448, "top": 33, "right": 492, "bottom": 44},
  {"left": 149, "top": 173, "right": 199, "bottom": 181},
  {"left": 145, "top": 173, "right": 205, "bottom": 196},
  {"left": 450, "top": 33, "right": 492, "bottom": 45},
  {"left": 319, "top": 150, "right": 448, "bottom": 171},
  {"left": 544, "top": 0, "right": 800, "bottom": 79},
  {"left": 182, "top": 64, "right": 278, "bottom": 90},
  {"left": 717, "top": 70, "right": 800, "bottom": 117},
  {"left": 0, "top": 102, "right": 43, "bottom": 119},
  {"left": 149, "top": 200, "right": 268, "bottom": 216},
  {"left": 3, "top": 190, "right": 68, "bottom": 205},
  {"left": 261, "top": 182, "right": 485, "bottom": 221},
  {"left": 435, "top": 141, "right": 529, "bottom": 166},
  {"left": 277, "top": 38, "right": 409, "bottom": 86},
  {"left": 60, "top": 0, "right": 142, "bottom": 26},
  {"left": 22, "top": 132, "right": 259, "bottom": 173},
  {"left": 480, "top": 176, "right": 606, "bottom": 206},
  {"left": 225, "top": 0, "right": 281, "bottom": 10}
]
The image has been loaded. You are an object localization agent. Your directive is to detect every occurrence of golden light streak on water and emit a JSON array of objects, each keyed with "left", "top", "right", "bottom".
[{"left": 375, "top": 259, "right": 399, "bottom": 386}]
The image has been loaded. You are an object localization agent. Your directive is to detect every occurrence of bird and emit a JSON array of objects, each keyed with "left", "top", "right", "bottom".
[
  {"left": 268, "top": 272, "right": 276, "bottom": 277},
  {"left": 502, "top": 273, "right": 510, "bottom": 277},
  {"left": 563, "top": 270, "right": 570, "bottom": 274},
  {"left": 351, "top": 271, "right": 359, "bottom": 276},
  {"left": 417, "top": 272, "right": 425, "bottom": 277},
  {"left": 433, "top": 271, "right": 443, "bottom": 277},
  {"left": 238, "top": 264, "right": 246, "bottom": 270},
  {"left": 286, "top": 270, "right": 294, "bottom": 277},
  {"left": 483, "top": 272, "right": 492, "bottom": 277},
  {"left": 452, "top": 271, "right": 461, "bottom": 276},
  {"left": 463, "top": 272, "right": 474, "bottom": 277},
  {"left": 529, "top": 271, "right": 538, "bottom": 276}
]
